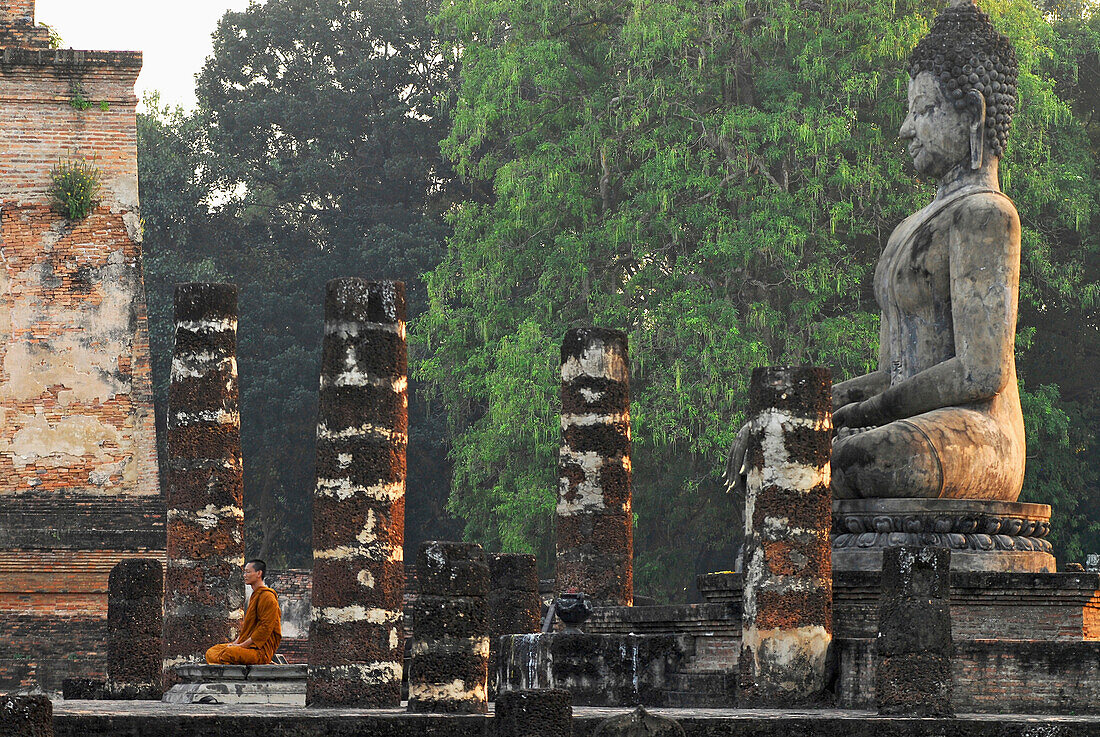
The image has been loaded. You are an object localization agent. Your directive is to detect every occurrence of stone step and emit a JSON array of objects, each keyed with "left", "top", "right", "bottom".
[
  {"left": 664, "top": 671, "right": 735, "bottom": 695},
  {"left": 659, "top": 689, "right": 734, "bottom": 708}
]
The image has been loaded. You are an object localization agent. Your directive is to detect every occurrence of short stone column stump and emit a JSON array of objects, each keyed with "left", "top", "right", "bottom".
[
  {"left": 162, "top": 664, "right": 307, "bottom": 706},
  {"left": 408, "top": 541, "right": 490, "bottom": 713},
  {"left": 495, "top": 688, "right": 572, "bottom": 737},
  {"left": 875, "top": 546, "right": 954, "bottom": 716}
]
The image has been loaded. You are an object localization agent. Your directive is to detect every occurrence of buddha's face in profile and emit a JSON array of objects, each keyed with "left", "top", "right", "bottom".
[{"left": 899, "top": 71, "right": 975, "bottom": 180}]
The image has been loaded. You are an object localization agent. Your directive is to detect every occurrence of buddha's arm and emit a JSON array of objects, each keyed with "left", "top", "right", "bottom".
[
  {"left": 837, "top": 196, "right": 1019, "bottom": 427},
  {"left": 832, "top": 315, "right": 890, "bottom": 410}
]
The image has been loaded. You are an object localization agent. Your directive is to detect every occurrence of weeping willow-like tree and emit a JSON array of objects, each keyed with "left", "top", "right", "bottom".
[{"left": 417, "top": 0, "right": 1098, "bottom": 599}]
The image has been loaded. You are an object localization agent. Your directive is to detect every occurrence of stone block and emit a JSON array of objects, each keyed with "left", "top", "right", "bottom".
[
  {"left": 0, "top": 694, "right": 52, "bottom": 737},
  {"left": 875, "top": 546, "right": 953, "bottom": 717},
  {"left": 494, "top": 689, "right": 572, "bottom": 737}
]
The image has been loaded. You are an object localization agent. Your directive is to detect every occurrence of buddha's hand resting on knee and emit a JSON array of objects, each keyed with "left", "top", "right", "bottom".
[{"left": 833, "top": 394, "right": 889, "bottom": 430}]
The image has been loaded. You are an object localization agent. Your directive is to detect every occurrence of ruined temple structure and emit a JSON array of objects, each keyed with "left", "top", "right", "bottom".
[{"left": 0, "top": 0, "right": 160, "bottom": 691}]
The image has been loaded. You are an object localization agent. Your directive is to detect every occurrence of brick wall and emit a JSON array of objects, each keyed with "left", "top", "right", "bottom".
[
  {"left": 0, "top": 1, "right": 47, "bottom": 47},
  {"left": 0, "top": 5, "right": 161, "bottom": 693},
  {"left": 0, "top": 0, "right": 34, "bottom": 24},
  {"left": 262, "top": 569, "right": 311, "bottom": 664}
]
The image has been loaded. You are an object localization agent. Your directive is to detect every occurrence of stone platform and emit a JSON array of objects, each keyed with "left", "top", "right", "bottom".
[
  {"left": 162, "top": 664, "right": 306, "bottom": 706},
  {"left": 832, "top": 499, "right": 1056, "bottom": 572},
  {"left": 52, "top": 700, "right": 1100, "bottom": 737},
  {"left": 496, "top": 632, "right": 693, "bottom": 706},
  {"left": 577, "top": 571, "right": 1100, "bottom": 712}
]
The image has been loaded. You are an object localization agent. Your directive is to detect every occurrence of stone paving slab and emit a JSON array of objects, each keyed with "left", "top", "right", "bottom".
[{"left": 51, "top": 700, "right": 1100, "bottom": 737}]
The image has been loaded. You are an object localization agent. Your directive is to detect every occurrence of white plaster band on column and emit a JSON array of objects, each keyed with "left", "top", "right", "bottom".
[
  {"left": 171, "top": 355, "right": 237, "bottom": 380},
  {"left": 761, "top": 516, "right": 831, "bottom": 539},
  {"left": 311, "top": 604, "right": 403, "bottom": 625},
  {"left": 744, "top": 569, "right": 830, "bottom": 595},
  {"left": 314, "top": 542, "right": 403, "bottom": 563},
  {"left": 324, "top": 319, "right": 407, "bottom": 339},
  {"left": 317, "top": 423, "right": 408, "bottom": 443},
  {"left": 315, "top": 478, "right": 405, "bottom": 501},
  {"left": 167, "top": 505, "right": 245, "bottom": 529},
  {"left": 749, "top": 411, "right": 831, "bottom": 433},
  {"left": 172, "top": 410, "right": 241, "bottom": 425},
  {"left": 559, "top": 448, "right": 631, "bottom": 470},
  {"left": 167, "top": 458, "right": 242, "bottom": 472},
  {"left": 175, "top": 318, "right": 238, "bottom": 334},
  {"left": 560, "top": 412, "right": 630, "bottom": 429},
  {"left": 558, "top": 497, "right": 629, "bottom": 519},
  {"left": 321, "top": 371, "right": 408, "bottom": 393},
  {"left": 745, "top": 464, "right": 830, "bottom": 492},
  {"left": 165, "top": 555, "right": 246, "bottom": 569},
  {"left": 410, "top": 637, "right": 490, "bottom": 658},
  {"left": 561, "top": 345, "right": 629, "bottom": 383},
  {"left": 309, "top": 661, "right": 403, "bottom": 683},
  {"left": 741, "top": 625, "right": 831, "bottom": 657},
  {"left": 409, "top": 680, "right": 488, "bottom": 703}
]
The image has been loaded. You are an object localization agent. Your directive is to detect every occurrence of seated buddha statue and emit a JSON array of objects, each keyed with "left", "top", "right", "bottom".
[
  {"left": 728, "top": 0, "right": 1026, "bottom": 502},
  {"left": 831, "top": 0, "right": 1024, "bottom": 500}
]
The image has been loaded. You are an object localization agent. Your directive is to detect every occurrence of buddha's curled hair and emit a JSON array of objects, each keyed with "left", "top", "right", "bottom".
[{"left": 909, "top": 0, "right": 1018, "bottom": 157}]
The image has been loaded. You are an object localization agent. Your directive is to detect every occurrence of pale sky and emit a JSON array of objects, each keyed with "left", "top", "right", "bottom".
[{"left": 35, "top": 0, "right": 256, "bottom": 110}]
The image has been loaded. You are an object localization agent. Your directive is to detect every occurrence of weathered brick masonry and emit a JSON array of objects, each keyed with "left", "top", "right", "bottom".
[{"left": 0, "top": 2, "right": 160, "bottom": 692}]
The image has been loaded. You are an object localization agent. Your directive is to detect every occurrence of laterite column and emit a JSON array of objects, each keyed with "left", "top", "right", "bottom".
[
  {"left": 495, "top": 689, "right": 573, "bottom": 737},
  {"left": 408, "top": 541, "right": 489, "bottom": 713},
  {"left": 308, "top": 279, "right": 407, "bottom": 707},
  {"left": 107, "top": 559, "right": 163, "bottom": 698},
  {"left": 876, "top": 546, "right": 954, "bottom": 716},
  {"left": 163, "top": 284, "right": 243, "bottom": 681},
  {"left": 488, "top": 553, "right": 541, "bottom": 697},
  {"left": 738, "top": 366, "right": 832, "bottom": 706},
  {"left": 556, "top": 328, "right": 632, "bottom": 607}
]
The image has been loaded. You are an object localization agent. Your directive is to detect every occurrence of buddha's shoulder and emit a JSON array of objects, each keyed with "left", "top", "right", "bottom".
[{"left": 948, "top": 189, "right": 1020, "bottom": 226}]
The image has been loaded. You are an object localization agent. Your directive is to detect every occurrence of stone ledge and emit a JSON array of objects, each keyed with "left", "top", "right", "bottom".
[
  {"left": 588, "top": 603, "right": 738, "bottom": 636},
  {"left": 1, "top": 47, "right": 142, "bottom": 69},
  {"left": 171, "top": 664, "right": 307, "bottom": 682},
  {"left": 51, "top": 701, "right": 1100, "bottom": 737}
]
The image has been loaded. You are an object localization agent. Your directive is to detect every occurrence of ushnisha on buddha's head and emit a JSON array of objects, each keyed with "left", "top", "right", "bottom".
[{"left": 899, "top": 0, "right": 1018, "bottom": 180}]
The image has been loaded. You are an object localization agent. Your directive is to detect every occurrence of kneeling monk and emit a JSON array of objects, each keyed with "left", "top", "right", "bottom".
[{"left": 206, "top": 559, "right": 282, "bottom": 665}]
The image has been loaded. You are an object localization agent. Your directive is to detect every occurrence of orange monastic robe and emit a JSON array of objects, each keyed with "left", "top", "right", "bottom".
[{"left": 205, "top": 585, "right": 282, "bottom": 665}]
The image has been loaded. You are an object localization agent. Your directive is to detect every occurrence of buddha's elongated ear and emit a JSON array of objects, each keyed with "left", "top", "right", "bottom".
[{"left": 967, "top": 89, "right": 986, "bottom": 170}]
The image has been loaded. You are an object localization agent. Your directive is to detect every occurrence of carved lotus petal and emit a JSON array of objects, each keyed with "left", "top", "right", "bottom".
[{"left": 948, "top": 533, "right": 969, "bottom": 549}]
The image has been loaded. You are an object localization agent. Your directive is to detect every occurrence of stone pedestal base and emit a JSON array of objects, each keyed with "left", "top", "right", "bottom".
[
  {"left": 832, "top": 499, "right": 1055, "bottom": 573},
  {"left": 163, "top": 665, "right": 306, "bottom": 706},
  {"left": 496, "top": 633, "right": 688, "bottom": 706}
]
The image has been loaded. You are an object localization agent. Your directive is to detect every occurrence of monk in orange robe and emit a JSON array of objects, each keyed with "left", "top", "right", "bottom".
[{"left": 205, "top": 559, "right": 282, "bottom": 665}]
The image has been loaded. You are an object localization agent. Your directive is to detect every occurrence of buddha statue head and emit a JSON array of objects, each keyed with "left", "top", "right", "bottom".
[{"left": 900, "top": 0, "right": 1018, "bottom": 179}]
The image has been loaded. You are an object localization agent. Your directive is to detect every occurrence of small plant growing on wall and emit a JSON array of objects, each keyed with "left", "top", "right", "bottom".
[{"left": 49, "top": 158, "right": 102, "bottom": 220}]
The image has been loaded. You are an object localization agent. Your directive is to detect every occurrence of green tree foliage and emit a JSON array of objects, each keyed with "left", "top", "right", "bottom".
[
  {"left": 1012, "top": 3, "right": 1100, "bottom": 561},
  {"left": 421, "top": 0, "right": 1100, "bottom": 597},
  {"left": 137, "top": 0, "right": 461, "bottom": 566}
]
